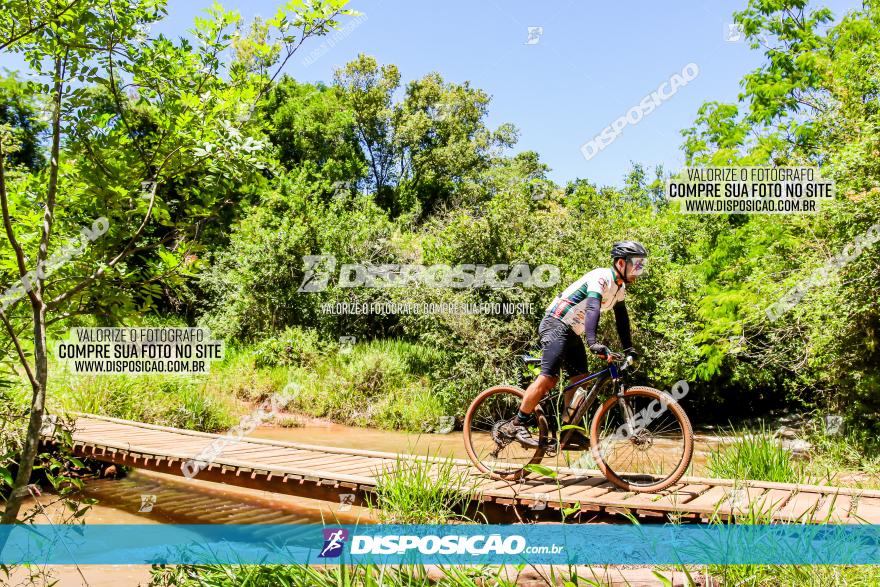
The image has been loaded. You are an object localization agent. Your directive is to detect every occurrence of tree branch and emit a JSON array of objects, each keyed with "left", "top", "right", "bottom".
[
  {"left": 35, "top": 52, "right": 67, "bottom": 286},
  {"left": 0, "top": 0, "right": 85, "bottom": 51},
  {"left": 0, "top": 308, "right": 37, "bottom": 388},
  {"left": 0, "top": 150, "right": 29, "bottom": 279},
  {"left": 47, "top": 165, "right": 166, "bottom": 309}
]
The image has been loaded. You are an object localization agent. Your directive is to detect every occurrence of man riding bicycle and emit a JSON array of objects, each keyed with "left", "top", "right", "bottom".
[{"left": 499, "top": 241, "right": 649, "bottom": 448}]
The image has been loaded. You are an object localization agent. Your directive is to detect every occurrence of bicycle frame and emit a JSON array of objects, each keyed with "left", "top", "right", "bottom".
[
  {"left": 564, "top": 363, "right": 618, "bottom": 394},
  {"left": 541, "top": 361, "right": 628, "bottom": 436}
]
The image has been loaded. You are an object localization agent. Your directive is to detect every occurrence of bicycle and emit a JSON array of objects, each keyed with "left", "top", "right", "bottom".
[{"left": 462, "top": 352, "right": 694, "bottom": 493}]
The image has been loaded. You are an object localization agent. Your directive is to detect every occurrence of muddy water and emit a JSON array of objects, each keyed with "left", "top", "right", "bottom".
[
  {"left": 253, "top": 420, "right": 474, "bottom": 459},
  {"left": 16, "top": 469, "right": 375, "bottom": 587},
  {"left": 23, "top": 468, "right": 374, "bottom": 526}
]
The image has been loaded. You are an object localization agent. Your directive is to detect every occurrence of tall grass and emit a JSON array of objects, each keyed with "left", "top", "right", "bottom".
[
  {"left": 369, "top": 454, "right": 481, "bottom": 524},
  {"left": 281, "top": 339, "right": 449, "bottom": 431},
  {"left": 149, "top": 563, "right": 602, "bottom": 586},
  {"left": 695, "top": 496, "right": 880, "bottom": 586},
  {"left": 13, "top": 340, "right": 283, "bottom": 433},
  {"left": 707, "top": 423, "right": 805, "bottom": 484},
  {"left": 11, "top": 326, "right": 449, "bottom": 434}
]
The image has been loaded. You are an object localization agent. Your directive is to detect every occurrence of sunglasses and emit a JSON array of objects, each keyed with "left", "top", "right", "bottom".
[{"left": 629, "top": 257, "right": 647, "bottom": 275}]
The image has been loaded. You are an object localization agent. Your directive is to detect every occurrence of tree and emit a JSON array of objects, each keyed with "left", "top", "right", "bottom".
[
  {"left": 0, "top": 0, "right": 351, "bottom": 525},
  {"left": 680, "top": 0, "right": 880, "bottom": 436},
  {"left": 0, "top": 73, "right": 47, "bottom": 171},
  {"left": 333, "top": 54, "right": 517, "bottom": 218}
]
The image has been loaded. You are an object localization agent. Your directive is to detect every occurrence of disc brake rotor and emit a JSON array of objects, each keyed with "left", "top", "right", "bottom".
[{"left": 630, "top": 428, "right": 654, "bottom": 451}]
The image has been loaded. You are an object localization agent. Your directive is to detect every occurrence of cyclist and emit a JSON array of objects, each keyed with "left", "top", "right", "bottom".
[{"left": 498, "top": 241, "right": 648, "bottom": 448}]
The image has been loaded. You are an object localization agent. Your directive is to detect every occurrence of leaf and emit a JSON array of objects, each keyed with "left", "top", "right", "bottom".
[
  {"left": 651, "top": 571, "right": 673, "bottom": 587},
  {"left": 0, "top": 467, "right": 13, "bottom": 487},
  {"left": 523, "top": 463, "right": 556, "bottom": 478},
  {"left": 559, "top": 424, "right": 585, "bottom": 432}
]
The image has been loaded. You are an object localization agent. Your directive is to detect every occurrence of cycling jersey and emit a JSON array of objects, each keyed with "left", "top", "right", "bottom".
[{"left": 545, "top": 267, "right": 625, "bottom": 335}]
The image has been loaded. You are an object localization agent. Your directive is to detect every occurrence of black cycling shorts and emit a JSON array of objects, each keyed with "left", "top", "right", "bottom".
[{"left": 538, "top": 314, "right": 588, "bottom": 378}]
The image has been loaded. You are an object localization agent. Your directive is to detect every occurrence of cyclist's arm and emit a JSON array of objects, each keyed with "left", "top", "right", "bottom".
[
  {"left": 584, "top": 294, "right": 601, "bottom": 346},
  {"left": 613, "top": 300, "right": 633, "bottom": 351}
]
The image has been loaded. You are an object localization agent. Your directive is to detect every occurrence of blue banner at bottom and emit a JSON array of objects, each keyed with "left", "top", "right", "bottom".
[{"left": 0, "top": 524, "right": 878, "bottom": 565}]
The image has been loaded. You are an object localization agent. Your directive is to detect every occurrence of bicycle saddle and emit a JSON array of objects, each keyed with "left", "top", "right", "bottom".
[{"left": 518, "top": 355, "right": 541, "bottom": 366}]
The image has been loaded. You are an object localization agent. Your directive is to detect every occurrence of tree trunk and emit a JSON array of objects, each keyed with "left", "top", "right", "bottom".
[
  {"left": 1, "top": 54, "right": 63, "bottom": 526},
  {"left": 0, "top": 304, "right": 48, "bottom": 525}
]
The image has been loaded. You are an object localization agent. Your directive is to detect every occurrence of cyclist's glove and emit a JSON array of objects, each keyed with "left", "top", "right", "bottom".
[{"left": 589, "top": 343, "right": 612, "bottom": 358}]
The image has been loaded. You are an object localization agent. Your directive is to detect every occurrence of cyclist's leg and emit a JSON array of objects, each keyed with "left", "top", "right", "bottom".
[
  {"left": 517, "top": 315, "right": 567, "bottom": 417},
  {"left": 561, "top": 331, "right": 589, "bottom": 423},
  {"left": 520, "top": 374, "right": 558, "bottom": 414}
]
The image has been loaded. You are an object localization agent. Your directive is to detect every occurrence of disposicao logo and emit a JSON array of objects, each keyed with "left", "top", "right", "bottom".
[{"left": 319, "top": 528, "right": 349, "bottom": 558}]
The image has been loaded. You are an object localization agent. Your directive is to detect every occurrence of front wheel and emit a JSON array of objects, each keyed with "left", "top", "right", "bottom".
[
  {"left": 463, "top": 385, "right": 548, "bottom": 480},
  {"left": 590, "top": 386, "right": 693, "bottom": 493}
]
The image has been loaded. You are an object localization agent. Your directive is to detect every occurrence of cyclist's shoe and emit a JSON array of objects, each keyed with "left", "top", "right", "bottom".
[
  {"left": 561, "top": 430, "right": 590, "bottom": 451},
  {"left": 497, "top": 419, "right": 541, "bottom": 449}
]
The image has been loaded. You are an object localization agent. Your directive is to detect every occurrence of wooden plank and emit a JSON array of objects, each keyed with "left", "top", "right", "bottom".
[
  {"left": 293, "top": 457, "right": 380, "bottom": 474},
  {"left": 475, "top": 479, "right": 525, "bottom": 493},
  {"left": 59, "top": 415, "right": 880, "bottom": 526},
  {"left": 130, "top": 438, "right": 213, "bottom": 451},
  {"left": 562, "top": 477, "right": 613, "bottom": 499},
  {"left": 512, "top": 477, "right": 586, "bottom": 498},
  {"left": 241, "top": 455, "right": 368, "bottom": 471},
  {"left": 667, "top": 473, "right": 880, "bottom": 499},
  {"left": 681, "top": 485, "right": 729, "bottom": 515},
  {"left": 812, "top": 493, "right": 851, "bottom": 523},
  {"left": 715, "top": 486, "right": 769, "bottom": 517},
  {"left": 327, "top": 461, "right": 390, "bottom": 477},
  {"left": 219, "top": 446, "right": 312, "bottom": 458},
  {"left": 851, "top": 497, "right": 880, "bottom": 524},
  {"left": 612, "top": 485, "right": 686, "bottom": 509},
  {"left": 774, "top": 491, "right": 823, "bottom": 522},
  {"left": 223, "top": 452, "right": 330, "bottom": 468},
  {"left": 759, "top": 489, "right": 794, "bottom": 512},
  {"left": 565, "top": 482, "right": 617, "bottom": 507},
  {"left": 71, "top": 414, "right": 476, "bottom": 468},
  {"left": 652, "top": 484, "right": 711, "bottom": 508}
]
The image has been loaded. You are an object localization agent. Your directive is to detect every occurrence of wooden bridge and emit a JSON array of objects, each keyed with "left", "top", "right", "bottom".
[{"left": 42, "top": 414, "right": 880, "bottom": 524}]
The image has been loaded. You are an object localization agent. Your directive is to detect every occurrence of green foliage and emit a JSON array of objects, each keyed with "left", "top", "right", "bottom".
[
  {"left": 707, "top": 424, "right": 805, "bottom": 484},
  {"left": 333, "top": 53, "right": 517, "bottom": 217},
  {"left": 52, "top": 372, "right": 241, "bottom": 432},
  {"left": 251, "top": 326, "right": 328, "bottom": 369},
  {"left": 197, "top": 172, "right": 397, "bottom": 341},
  {"left": 678, "top": 0, "right": 880, "bottom": 434},
  {"left": 150, "top": 562, "right": 550, "bottom": 586},
  {"left": 369, "top": 454, "right": 481, "bottom": 524},
  {"left": 281, "top": 339, "right": 448, "bottom": 431},
  {"left": 0, "top": 72, "right": 46, "bottom": 170}
]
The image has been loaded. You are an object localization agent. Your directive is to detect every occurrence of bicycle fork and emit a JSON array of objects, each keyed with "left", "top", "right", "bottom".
[{"left": 615, "top": 385, "right": 638, "bottom": 436}]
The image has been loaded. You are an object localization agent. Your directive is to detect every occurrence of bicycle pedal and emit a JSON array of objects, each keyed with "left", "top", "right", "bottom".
[{"left": 540, "top": 438, "right": 559, "bottom": 457}]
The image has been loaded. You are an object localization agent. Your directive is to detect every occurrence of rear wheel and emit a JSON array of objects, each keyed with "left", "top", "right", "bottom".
[
  {"left": 463, "top": 385, "right": 548, "bottom": 480},
  {"left": 589, "top": 386, "right": 693, "bottom": 492}
]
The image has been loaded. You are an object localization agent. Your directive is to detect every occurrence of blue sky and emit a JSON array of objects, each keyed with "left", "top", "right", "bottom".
[{"left": 0, "top": 0, "right": 862, "bottom": 187}]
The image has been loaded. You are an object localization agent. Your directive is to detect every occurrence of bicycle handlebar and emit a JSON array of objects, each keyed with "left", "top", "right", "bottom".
[{"left": 606, "top": 351, "right": 634, "bottom": 369}]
